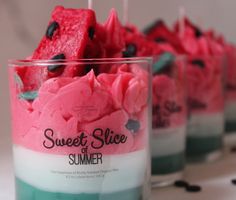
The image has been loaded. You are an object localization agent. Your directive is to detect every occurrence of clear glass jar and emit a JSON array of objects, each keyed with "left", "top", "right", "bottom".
[
  {"left": 225, "top": 49, "right": 236, "bottom": 133},
  {"left": 151, "top": 53, "right": 187, "bottom": 187},
  {"left": 186, "top": 55, "right": 225, "bottom": 162},
  {"left": 9, "top": 58, "right": 152, "bottom": 200}
]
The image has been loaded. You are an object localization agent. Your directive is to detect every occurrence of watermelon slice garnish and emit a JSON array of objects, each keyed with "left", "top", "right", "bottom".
[{"left": 17, "top": 6, "right": 97, "bottom": 99}]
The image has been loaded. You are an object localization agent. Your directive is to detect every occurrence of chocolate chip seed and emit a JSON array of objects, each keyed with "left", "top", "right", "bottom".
[
  {"left": 174, "top": 180, "right": 189, "bottom": 188},
  {"left": 125, "top": 119, "right": 140, "bottom": 133},
  {"left": 46, "top": 21, "right": 59, "bottom": 39},
  {"left": 88, "top": 27, "right": 95, "bottom": 40},
  {"left": 186, "top": 185, "right": 202, "bottom": 193},
  {"left": 191, "top": 59, "right": 205, "bottom": 68},
  {"left": 143, "top": 19, "right": 164, "bottom": 34},
  {"left": 122, "top": 44, "right": 137, "bottom": 58},
  {"left": 195, "top": 28, "right": 203, "bottom": 38},
  {"left": 231, "top": 179, "right": 236, "bottom": 185},
  {"left": 155, "top": 37, "right": 167, "bottom": 43},
  {"left": 125, "top": 27, "right": 133, "bottom": 33},
  {"left": 48, "top": 54, "right": 66, "bottom": 72},
  {"left": 231, "top": 146, "right": 236, "bottom": 153},
  {"left": 85, "top": 65, "right": 99, "bottom": 75}
]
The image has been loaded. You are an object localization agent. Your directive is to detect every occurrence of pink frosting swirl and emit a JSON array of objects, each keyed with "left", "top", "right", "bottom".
[{"left": 11, "top": 65, "right": 149, "bottom": 155}]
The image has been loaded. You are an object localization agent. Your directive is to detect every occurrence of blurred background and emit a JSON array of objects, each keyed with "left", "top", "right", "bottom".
[{"left": 1, "top": 0, "right": 236, "bottom": 151}]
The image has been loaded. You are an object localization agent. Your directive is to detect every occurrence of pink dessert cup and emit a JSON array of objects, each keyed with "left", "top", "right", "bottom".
[
  {"left": 151, "top": 54, "right": 187, "bottom": 187},
  {"left": 9, "top": 58, "right": 152, "bottom": 200},
  {"left": 186, "top": 55, "right": 225, "bottom": 162},
  {"left": 224, "top": 47, "right": 236, "bottom": 134}
]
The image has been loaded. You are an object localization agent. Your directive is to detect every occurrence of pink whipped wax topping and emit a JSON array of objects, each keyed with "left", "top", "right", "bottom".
[
  {"left": 152, "top": 67, "right": 186, "bottom": 129},
  {"left": 225, "top": 45, "right": 236, "bottom": 101},
  {"left": 142, "top": 20, "right": 187, "bottom": 128},
  {"left": 11, "top": 65, "right": 148, "bottom": 155},
  {"left": 174, "top": 18, "right": 225, "bottom": 113},
  {"left": 187, "top": 56, "right": 224, "bottom": 113},
  {"left": 145, "top": 20, "right": 186, "bottom": 54},
  {"left": 214, "top": 34, "right": 236, "bottom": 101},
  {"left": 175, "top": 19, "right": 223, "bottom": 56},
  {"left": 151, "top": 56, "right": 187, "bottom": 128}
]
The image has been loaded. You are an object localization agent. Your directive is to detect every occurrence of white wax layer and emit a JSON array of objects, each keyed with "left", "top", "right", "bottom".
[
  {"left": 151, "top": 126, "right": 186, "bottom": 157},
  {"left": 187, "top": 112, "right": 224, "bottom": 137},
  {"left": 13, "top": 145, "right": 148, "bottom": 194}
]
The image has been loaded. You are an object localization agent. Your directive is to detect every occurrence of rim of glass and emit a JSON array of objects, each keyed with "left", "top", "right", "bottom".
[
  {"left": 153, "top": 54, "right": 224, "bottom": 59},
  {"left": 8, "top": 57, "right": 153, "bottom": 67}
]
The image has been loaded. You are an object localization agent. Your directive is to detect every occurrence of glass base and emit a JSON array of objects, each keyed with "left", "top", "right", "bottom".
[
  {"left": 15, "top": 178, "right": 143, "bottom": 200},
  {"left": 225, "top": 121, "right": 236, "bottom": 133},
  {"left": 187, "top": 150, "right": 222, "bottom": 163},
  {"left": 151, "top": 171, "right": 183, "bottom": 188}
]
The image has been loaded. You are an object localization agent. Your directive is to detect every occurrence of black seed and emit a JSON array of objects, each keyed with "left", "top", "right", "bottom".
[
  {"left": 231, "top": 146, "right": 236, "bottom": 153},
  {"left": 88, "top": 27, "right": 95, "bottom": 40},
  {"left": 85, "top": 65, "right": 99, "bottom": 75},
  {"left": 155, "top": 37, "right": 167, "bottom": 43},
  {"left": 231, "top": 179, "right": 236, "bottom": 185},
  {"left": 191, "top": 59, "right": 205, "bottom": 68},
  {"left": 195, "top": 27, "right": 203, "bottom": 38},
  {"left": 155, "top": 20, "right": 164, "bottom": 27},
  {"left": 122, "top": 44, "right": 137, "bottom": 58},
  {"left": 125, "top": 27, "right": 133, "bottom": 33},
  {"left": 48, "top": 54, "right": 66, "bottom": 72},
  {"left": 85, "top": 65, "right": 92, "bottom": 73},
  {"left": 52, "top": 54, "right": 66, "bottom": 60},
  {"left": 46, "top": 21, "right": 59, "bottom": 39},
  {"left": 125, "top": 119, "right": 140, "bottom": 133},
  {"left": 186, "top": 185, "right": 202, "bottom": 192},
  {"left": 143, "top": 19, "right": 164, "bottom": 34},
  {"left": 174, "top": 180, "right": 189, "bottom": 188},
  {"left": 227, "top": 84, "right": 236, "bottom": 90}
]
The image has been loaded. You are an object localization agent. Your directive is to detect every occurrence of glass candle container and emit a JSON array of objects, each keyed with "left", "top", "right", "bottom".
[
  {"left": 186, "top": 55, "right": 225, "bottom": 162},
  {"left": 9, "top": 58, "right": 152, "bottom": 200},
  {"left": 151, "top": 53, "right": 187, "bottom": 187}
]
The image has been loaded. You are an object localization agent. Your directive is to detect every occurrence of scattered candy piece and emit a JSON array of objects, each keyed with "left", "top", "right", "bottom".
[
  {"left": 186, "top": 185, "right": 202, "bottom": 192},
  {"left": 230, "top": 146, "right": 236, "bottom": 153},
  {"left": 231, "top": 179, "right": 236, "bottom": 185},
  {"left": 153, "top": 52, "right": 175, "bottom": 74},
  {"left": 123, "top": 43, "right": 137, "bottom": 57},
  {"left": 174, "top": 180, "right": 189, "bottom": 188},
  {"left": 125, "top": 119, "right": 140, "bottom": 133},
  {"left": 19, "top": 91, "right": 38, "bottom": 101}
]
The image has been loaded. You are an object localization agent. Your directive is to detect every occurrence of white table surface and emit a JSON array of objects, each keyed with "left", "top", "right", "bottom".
[{"left": 1, "top": 137, "right": 236, "bottom": 200}]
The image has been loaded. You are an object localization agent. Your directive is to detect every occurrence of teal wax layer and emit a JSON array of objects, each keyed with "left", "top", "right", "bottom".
[
  {"left": 225, "top": 121, "right": 236, "bottom": 133},
  {"left": 15, "top": 178, "right": 143, "bottom": 200},
  {"left": 151, "top": 152, "right": 185, "bottom": 175},
  {"left": 186, "top": 136, "right": 222, "bottom": 158}
]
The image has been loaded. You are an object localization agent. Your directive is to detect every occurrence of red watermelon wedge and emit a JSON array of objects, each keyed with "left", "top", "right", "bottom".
[{"left": 17, "top": 6, "right": 97, "bottom": 96}]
